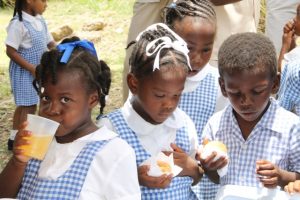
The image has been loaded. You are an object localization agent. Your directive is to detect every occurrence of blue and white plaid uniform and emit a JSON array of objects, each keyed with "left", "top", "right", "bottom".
[
  {"left": 179, "top": 66, "right": 220, "bottom": 200},
  {"left": 17, "top": 139, "right": 111, "bottom": 199},
  {"left": 203, "top": 98, "right": 300, "bottom": 187},
  {"left": 278, "top": 59, "right": 300, "bottom": 116},
  {"left": 9, "top": 16, "right": 48, "bottom": 106},
  {"left": 107, "top": 110, "right": 197, "bottom": 200}
]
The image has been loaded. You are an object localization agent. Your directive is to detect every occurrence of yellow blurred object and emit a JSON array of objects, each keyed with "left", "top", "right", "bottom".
[
  {"left": 205, "top": 141, "right": 227, "bottom": 153},
  {"left": 157, "top": 160, "right": 172, "bottom": 173}
]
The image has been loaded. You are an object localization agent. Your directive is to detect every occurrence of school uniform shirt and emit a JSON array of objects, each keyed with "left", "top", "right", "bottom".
[
  {"left": 202, "top": 98, "right": 300, "bottom": 187},
  {"left": 278, "top": 59, "right": 300, "bottom": 116},
  {"left": 99, "top": 100, "right": 198, "bottom": 157},
  {"left": 180, "top": 64, "right": 228, "bottom": 200},
  {"left": 19, "top": 127, "right": 141, "bottom": 200},
  {"left": 5, "top": 11, "right": 53, "bottom": 50}
]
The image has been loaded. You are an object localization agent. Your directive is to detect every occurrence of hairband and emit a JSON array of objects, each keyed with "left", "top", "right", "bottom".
[
  {"left": 136, "top": 23, "right": 191, "bottom": 71},
  {"left": 56, "top": 40, "right": 98, "bottom": 63}
]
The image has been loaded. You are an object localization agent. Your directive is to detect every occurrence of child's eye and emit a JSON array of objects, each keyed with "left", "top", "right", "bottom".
[
  {"left": 61, "top": 97, "right": 70, "bottom": 103},
  {"left": 155, "top": 94, "right": 165, "bottom": 98},
  {"left": 252, "top": 90, "right": 264, "bottom": 95},
  {"left": 41, "top": 96, "right": 50, "bottom": 102},
  {"left": 203, "top": 48, "right": 211, "bottom": 53}
]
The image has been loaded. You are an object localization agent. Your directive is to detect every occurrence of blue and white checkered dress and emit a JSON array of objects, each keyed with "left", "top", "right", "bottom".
[
  {"left": 17, "top": 140, "right": 110, "bottom": 199},
  {"left": 277, "top": 59, "right": 300, "bottom": 116},
  {"left": 9, "top": 16, "right": 48, "bottom": 106},
  {"left": 179, "top": 66, "right": 220, "bottom": 200},
  {"left": 203, "top": 98, "right": 300, "bottom": 187},
  {"left": 107, "top": 110, "right": 197, "bottom": 200}
]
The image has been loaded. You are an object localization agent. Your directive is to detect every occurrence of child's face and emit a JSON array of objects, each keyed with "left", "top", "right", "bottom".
[
  {"left": 128, "top": 66, "right": 187, "bottom": 124},
  {"left": 173, "top": 16, "right": 215, "bottom": 76},
  {"left": 294, "top": 4, "right": 300, "bottom": 35},
  {"left": 28, "top": 0, "right": 47, "bottom": 15},
  {"left": 219, "top": 68, "right": 279, "bottom": 123},
  {"left": 38, "top": 70, "right": 98, "bottom": 143}
]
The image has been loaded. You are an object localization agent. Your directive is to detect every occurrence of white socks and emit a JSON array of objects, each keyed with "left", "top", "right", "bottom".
[{"left": 9, "top": 130, "right": 17, "bottom": 140}]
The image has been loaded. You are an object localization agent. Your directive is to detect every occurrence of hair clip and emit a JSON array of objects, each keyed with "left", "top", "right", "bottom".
[
  {"left": 136, "top": 23, "right": 191, "bottom": 71},
  {"left": 168, "top": 2, "right": 176, "bottom": 9},
  {"left": 56, "top": 40, "right": 98, "bottom": 64}
]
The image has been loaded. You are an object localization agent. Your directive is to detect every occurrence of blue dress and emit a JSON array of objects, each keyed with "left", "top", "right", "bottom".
[{"left": 9, "top": 16, "right": 48, "bottom": 106}]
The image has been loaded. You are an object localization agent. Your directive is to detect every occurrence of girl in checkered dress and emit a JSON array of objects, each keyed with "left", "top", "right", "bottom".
[
  {"left": 5, "top": 0, "right": 55, "bottom": 151},
  {"left": 0, "top": 39, "right": 141, "bottom": 200},
  {"left": 198, "top": 33, "right": 300, "bottom": 198},
  {"left": 164, "top": 1, "right": 228, "bottom": 199},
  {"left": 99, "top": 23, "right": 203, "bottom": 199}
]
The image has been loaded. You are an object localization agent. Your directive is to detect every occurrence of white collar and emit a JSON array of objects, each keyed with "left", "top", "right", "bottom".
[
  {"left": 20, "top": 11, "right": 42, "bottom": 22},
  {"left": 183, "top": 63, "right": 211, "bottom": 93},
  {"left": 121, "top": 100, "right": 185, "bottom": 137}
]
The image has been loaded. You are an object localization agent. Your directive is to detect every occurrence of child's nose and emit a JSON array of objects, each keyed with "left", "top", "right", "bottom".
[{"left": 47, "top": 101, "right": 61, "bottom": 115}]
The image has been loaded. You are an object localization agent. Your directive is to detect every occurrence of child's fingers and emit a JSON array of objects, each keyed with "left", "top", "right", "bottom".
[
  {"left": 170, "top": 143, "right": 184, "bottom": 153},
  {"left": 259, "top": 176, "right": 278, "bottom": 188}
]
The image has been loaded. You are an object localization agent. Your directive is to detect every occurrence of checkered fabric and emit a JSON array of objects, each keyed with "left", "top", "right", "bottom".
[
  {"left": 277, "top": 60, "right": 300, "bottom": 116},
  {"left": 108, "top": 110, "right": 197, "bottom": 200},
  {"left": 9, "top": 16, "right": 48, "bottom": 106},
  {"left": 203, "top": 99, "right": 300, "bottom": 187},
  {"left": 179, "top": 70, "right": 219, "bottom": 200},
  {"left": 17, "top": 139, "right": 111, "bottom": 199}
]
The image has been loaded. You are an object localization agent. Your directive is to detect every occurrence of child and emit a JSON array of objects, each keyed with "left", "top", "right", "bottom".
[
  {"left": 5, "top": 0, "right": 55, "bottom": 150},
  {"left": 0, "top": 39, "right": 141, "bottom": 199},
  {"left": 164, "top": 0, "right": 228, "bottom": 199},
  {"left": 277, "top": 4, "right": 300, "bottom": 116},
  {"left": 285, "top": 180, "right": 300, "bottom": 194},
  {"left": 198, "top": 32, "right": 300, "bottom": 198},
  {"left": 99, "top": 23, "right": 203, "bottom": 199}
]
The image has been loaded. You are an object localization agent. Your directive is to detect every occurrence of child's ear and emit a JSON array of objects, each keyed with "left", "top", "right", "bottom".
[
  {"left": 271, "top": 72, "right": 280, "bottom": 94},
  {"left": 88, "top": 91, "right": 99, "bottom": 109},
  {"left": 127, "top": 73, "right": 139, "bottom": 95},
  {"left": 219, "top": 77, "right": 228, "bottom": 97}
]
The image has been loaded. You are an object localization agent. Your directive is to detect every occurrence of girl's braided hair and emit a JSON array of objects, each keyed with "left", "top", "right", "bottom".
[
  {"left": 13, "top": 0, "right": 24, "bottom": 21},
  {"left": 164, "top": 0, "right": 216, "bottom": 27},
  {"left": 128, "top": 24, "right": 190, "bottom": 79},
  {"left": 34, "top": 37, "right": 111, "bottom": 116}
]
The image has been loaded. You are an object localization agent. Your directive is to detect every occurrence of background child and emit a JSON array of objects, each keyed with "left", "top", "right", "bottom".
[
  {"left": 285, "top": 180, "right": 300, "bottom": 194},
  {"left": 5, "top": 0, "right": 55, "bottom": 150},
  {"left": 99, "top": 23, "right": 203, "bottom": 199},
  {"left": 164, "top": 0, "right": 228, "bottom": 199},
  {"left": 198, "top": 32, "right": 300, "bottom": 197},
  {"left": 277, "top": 4, "right": 300, "bottom": 116},
  {"left": 0, "top": 39, "right": 141, "bottom": 200}
]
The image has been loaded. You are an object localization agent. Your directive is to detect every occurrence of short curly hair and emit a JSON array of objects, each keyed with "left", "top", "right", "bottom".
[{"left": 218, "top": 32, "right": 277, "bottom": 80}]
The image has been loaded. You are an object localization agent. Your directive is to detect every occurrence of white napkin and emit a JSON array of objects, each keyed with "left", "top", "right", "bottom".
[
  {"left": 200, "top": 144, "right": 228, "bottom": 177},
  {"left": 140, "top": 152, "right": 182, "bottom": 177}
]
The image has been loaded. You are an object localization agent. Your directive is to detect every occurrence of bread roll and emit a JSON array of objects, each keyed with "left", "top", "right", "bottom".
[
  {"left": 157, "top": 160, "right": 172, "bottom": 173},
  {"left": 204, "top": 141, "right": 227, "bottom": 153}
]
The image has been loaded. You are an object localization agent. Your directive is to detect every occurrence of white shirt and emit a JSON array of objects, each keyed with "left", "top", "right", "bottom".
[
  {"left": 38, "top": 126, "right": 141, "bottom": 200},
  {"left": 5, "top": 11, "right": 53, "bottom": 50},
  {"left": 99, "top": 100, "right": 199, "bottom": 157}
]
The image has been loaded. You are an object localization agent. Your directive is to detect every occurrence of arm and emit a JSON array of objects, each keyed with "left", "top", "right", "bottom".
[
  {"left": 278, "top": 20, "right": 296, "bottom": 72},
  {"left": 0, "top": 122, "right": 31, "bottom": 198},
  {"left": 6, "top": 45, "right": 36, "bottom": 77},
  {"left": 47, "top": 41, "right": 56, "bottom": 50},
  {"left": 210, "top": 0, "right": 242, "bottom": 6}
]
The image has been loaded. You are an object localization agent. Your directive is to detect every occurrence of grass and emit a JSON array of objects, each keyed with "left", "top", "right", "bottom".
[{"left": 0, "top": 0, "right": 134, "bottom": 170}]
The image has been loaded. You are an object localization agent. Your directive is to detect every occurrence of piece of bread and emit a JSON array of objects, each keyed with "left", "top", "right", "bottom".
[
  {"left": 157, "top": 160, "right": 172, "bottom": 173},
  {"left": 204, "top": 141, "right": 227, "bottom": 153}
]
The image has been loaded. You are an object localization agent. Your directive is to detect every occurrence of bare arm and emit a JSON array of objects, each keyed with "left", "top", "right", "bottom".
[
  {"left": 47, "top": 41, "right": 56, "bottom": 50},
  {"left": 278, "top": 170, "right": 300, "bottom": 188},
  {"left": 210, "top": 0, "right": 242, "bottom": 6},
  {"left": 0, "top": 158, "right": 27, "bottom": 198},
  {"left": 6, "top": 45, "right": 36, "bottom": 77}
]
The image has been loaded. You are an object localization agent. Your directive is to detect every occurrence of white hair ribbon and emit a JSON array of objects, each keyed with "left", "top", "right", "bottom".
[{"left": 136, "top": 23, "right": 191, "bottom": 71}]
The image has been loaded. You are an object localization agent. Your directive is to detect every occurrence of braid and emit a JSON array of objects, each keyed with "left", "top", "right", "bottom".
[
  {"left": 13, "top": 0, "right": 23, "bottom": 21},
  {"left": 34, "top": 37, "right": 111, "bottom": 116},
  {"left": 164, "top": 0, "right": 216, "bottom": 27},
  {"left": 129, "top": 24, "right": 189, "bottom": 79}
]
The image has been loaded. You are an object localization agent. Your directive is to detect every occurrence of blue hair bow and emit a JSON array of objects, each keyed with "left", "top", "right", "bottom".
[{"left": 56, "top": 40, "right": 98, "bottom": 63}]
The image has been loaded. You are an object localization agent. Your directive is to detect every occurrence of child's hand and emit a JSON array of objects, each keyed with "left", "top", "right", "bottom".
[
  {"left": 196, "top": 150, "right": 227, "bottom": 171},
  {"left": 138, "top": 165, "right": 172, "bottom": 189},
  {"left": 13, "top": 122, "right": 32, "bottom": 164},
  {"left": 284, "top": 180, "right": 300, "bottom": 194},
  {"left": 282, "top": 20, "right": 296, "bottom": 51},
  {"left": 171, "top": 143, "right": 203, "bottom": 185},
  {"left": 256, "top": 160, "right": 281, "bottom": 188}
]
